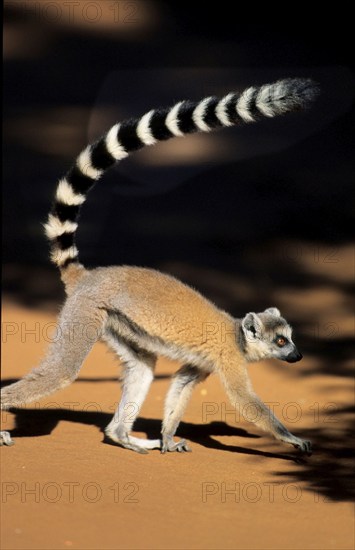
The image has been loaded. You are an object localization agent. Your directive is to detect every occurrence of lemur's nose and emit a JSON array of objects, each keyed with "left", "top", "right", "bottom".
[{"left": 286, "top": 350, "right": 303, "bottom": 363}]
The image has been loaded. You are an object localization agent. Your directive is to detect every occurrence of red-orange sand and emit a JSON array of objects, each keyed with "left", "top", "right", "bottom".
[{"left": 1, "top": 297, "right": 354, "bottom": 550}]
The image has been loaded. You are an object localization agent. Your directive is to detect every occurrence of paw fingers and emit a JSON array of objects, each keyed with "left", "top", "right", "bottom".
[
  {"left": 161, "top": 438, "right": 192, "bottom": 453},
  {"left": 293, "top": 439, "right": 312, "bottom": 456}
]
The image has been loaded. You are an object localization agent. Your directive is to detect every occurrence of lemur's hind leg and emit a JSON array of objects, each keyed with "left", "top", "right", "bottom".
[
  {"left": 161, "top": 365, "right": 209, "bottom": 453},
  {"left": 1, "top": 295, "right": 107, "bottom": 446},
  {"left": 104, "top": 336, "right": 160, "bottom": 454},
  {"left": 0, "top": 432, "right": 14, "bottom": 446}
]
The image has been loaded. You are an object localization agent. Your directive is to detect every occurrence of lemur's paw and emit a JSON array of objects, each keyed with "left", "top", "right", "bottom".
[
  {"left": 0, "top": 431, "right": 14, "bottom": 446},
  {"left": 292, "top": 438, "right": 312, "bottom": 456},
  {"left": 161, "top": 438, "right": 192, "bottom": 453}
]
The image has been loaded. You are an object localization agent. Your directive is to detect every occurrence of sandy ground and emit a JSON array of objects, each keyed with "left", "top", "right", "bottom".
[{"left": 1, "top": 294, "right": 354, "bottom": 550}]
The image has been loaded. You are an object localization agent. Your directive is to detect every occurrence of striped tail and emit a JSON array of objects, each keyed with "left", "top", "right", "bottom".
[{"left": 44, "top": 78, "right": 319, "bottom": 278}]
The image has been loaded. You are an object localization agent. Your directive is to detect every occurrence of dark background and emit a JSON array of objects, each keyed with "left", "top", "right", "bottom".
[{"left": 2, "top": 3, "right": 354, "bottom": 313}]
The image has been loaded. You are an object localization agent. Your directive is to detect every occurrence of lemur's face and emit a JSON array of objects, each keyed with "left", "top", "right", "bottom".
[
  {"left": 241, "top": 308, "right": 303, "bottom": 363},
  {"left": 268, "top": 330, "right": 303, "bottom": 363}
]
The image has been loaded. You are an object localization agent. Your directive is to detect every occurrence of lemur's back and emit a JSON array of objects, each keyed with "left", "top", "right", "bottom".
[{"left": 73, "top": 265, "right": 235, "bottom": 356}]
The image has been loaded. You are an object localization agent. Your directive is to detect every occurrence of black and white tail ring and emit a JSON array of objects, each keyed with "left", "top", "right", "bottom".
[{"left": 44, "top": 78, "right": 319, "bottom": 271}]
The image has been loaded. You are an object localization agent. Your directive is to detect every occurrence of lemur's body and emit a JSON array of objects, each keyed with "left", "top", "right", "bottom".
[{"left": 1, "top": 78, "right": 318, "bottom": 454}]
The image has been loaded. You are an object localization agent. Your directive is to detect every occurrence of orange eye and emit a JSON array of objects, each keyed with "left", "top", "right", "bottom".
[{"left": 276, "top": 337, "right": 287, "bottom": 347}]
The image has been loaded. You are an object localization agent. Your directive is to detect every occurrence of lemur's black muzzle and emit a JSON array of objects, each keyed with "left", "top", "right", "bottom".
[{"left": 285, "top": 350, "right": 303, "bottom": 363}]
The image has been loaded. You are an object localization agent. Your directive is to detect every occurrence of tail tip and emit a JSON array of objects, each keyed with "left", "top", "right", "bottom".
[{"left": 283, "top": 77, "right": 321, "bottom": 108}]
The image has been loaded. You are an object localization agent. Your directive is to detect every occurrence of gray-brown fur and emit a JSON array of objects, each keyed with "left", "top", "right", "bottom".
[{"left": 1, "top": 79, "right": 319, "bottom": 454}]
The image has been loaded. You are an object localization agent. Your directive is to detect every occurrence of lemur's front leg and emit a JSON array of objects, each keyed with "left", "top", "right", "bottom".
[
  {"left": 247, "top": 393, "right": 312, "bottom": 455},
  {"left": 220, "top": 369, "right": 312, "bottom": 456}
]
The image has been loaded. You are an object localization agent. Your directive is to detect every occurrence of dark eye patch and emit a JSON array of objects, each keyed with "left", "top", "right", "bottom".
[{"left": 275, "top": 335, "right": 288, "bottom": 347}]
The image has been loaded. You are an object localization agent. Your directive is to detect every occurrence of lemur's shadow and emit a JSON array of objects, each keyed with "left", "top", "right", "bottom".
[{"left": 3, "top": 405, "right": 305, "bottom": 464}]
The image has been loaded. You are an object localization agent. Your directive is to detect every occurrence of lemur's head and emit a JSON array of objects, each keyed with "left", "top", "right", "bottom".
[{"left": 240, "top": 307, "right": 302, "bottom": 364}]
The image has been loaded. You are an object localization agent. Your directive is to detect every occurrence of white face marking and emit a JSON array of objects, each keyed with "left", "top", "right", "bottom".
[
  {"left": 245, "top": 339, "right": 271, "bottom": 362},
  {"left": 276, "top": 326, "right": 293, "bottom": 342},
  {"left": 242, "top": 317, "right": 295, "bottom": 363}
]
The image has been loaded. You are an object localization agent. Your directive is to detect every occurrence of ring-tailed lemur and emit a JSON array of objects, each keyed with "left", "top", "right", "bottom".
[{"left": 1, "top": 78, "right": 319, "bottom": 454}]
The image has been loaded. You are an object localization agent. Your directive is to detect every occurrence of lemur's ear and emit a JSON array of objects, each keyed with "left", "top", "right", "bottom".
[
  {"left": 242, "top": 312, "right": 263, "bottom": 340},
  {"left": 264, "top": 307, "right": 281, "bottom": 317}
]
